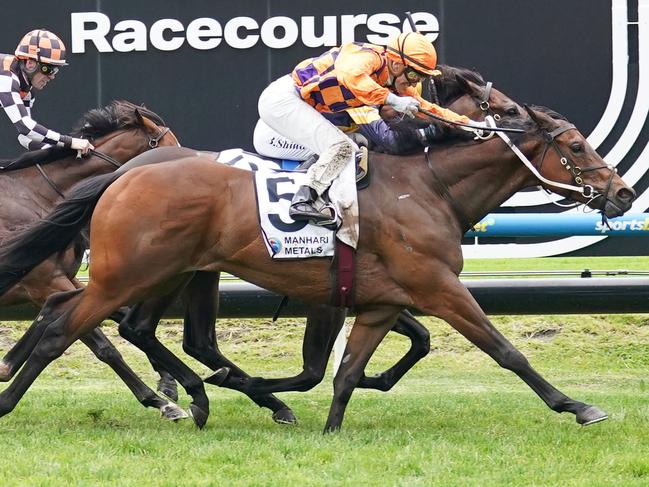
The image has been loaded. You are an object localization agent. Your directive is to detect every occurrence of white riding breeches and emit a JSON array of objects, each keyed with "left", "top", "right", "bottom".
[
  {"left": 258, "top": 74, "right": 356, "bottom": 195},
  {"left": 253, "top": 119, "right": 314, "bottom": 161}
]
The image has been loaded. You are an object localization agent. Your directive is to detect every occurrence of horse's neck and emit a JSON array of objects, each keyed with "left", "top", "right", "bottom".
[
  {"left": 413, "top": 139, "right": 539, "bottom": 228},
  {"left": 51, "top": 131, "right": 148, "bottom": 193}
]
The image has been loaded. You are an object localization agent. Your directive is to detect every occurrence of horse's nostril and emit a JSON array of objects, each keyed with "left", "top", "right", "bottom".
[{"left": 617, "top": 187, "right": 636, "bottom": 203}]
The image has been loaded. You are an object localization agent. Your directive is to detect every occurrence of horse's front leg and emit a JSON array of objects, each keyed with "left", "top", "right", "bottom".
[
  {"left": 357, "top": 309, "right": 430, "bottom": 391},
  {"left": 0, "top": 288, "right": 114, "bottom": 419},
  {"left": 212, "top": 304, "right": 347, "bottom": 397},
  {"left": 421, "top": 277, "right": 607, "bottom": 426},
  {"left": 324, "top": 305, "right": 401, "bottom": 433},
  {"left": 178, "top": 271, "right": 297, "bottom": 424}
]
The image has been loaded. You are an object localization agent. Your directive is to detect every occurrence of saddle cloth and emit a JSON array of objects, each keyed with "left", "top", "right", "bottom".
[{"left": 216, "top": 149, "right": 359, "bottom": 259}]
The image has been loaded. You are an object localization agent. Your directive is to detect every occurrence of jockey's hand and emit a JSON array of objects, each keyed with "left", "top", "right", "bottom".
[
  {"left": 70, "top": 138, "right": 94, "bottom": 157},
  {"left": 386, "top": 93, "right": 420, "bottom": 118},
  {"left": 459, "top": 119, "right": 492, "bottom": 138}
]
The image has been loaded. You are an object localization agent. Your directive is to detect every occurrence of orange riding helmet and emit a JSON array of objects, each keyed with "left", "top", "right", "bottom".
[
  {"left": 15, "top": 29, "right": 68, "bottom": 66},
  {"left": 386, "top": 32, "right": 437, "bottom": 75}
]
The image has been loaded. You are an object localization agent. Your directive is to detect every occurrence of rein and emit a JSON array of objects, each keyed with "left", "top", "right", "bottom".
[
  {"left": 37, "top": 123, "right": 170, "bottom": 198},
  {"left": 418, "top": 108, "right": 524, "bottom": 134}
]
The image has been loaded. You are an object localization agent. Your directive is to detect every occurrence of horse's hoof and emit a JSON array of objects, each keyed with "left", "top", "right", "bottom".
[
  {"left": 0, "top": 362, "right": 10, "bottom": 382},
  {"left": 204, "top": 367, "right": 230, "bottom": 386},
  {"left": 160, "top": 402, "right": 189, "bottom": 422},
  {"left": 323, "top": 424, "right": 341, "bottom": 435},
  {"left": 157, "top": 379, "right": 179, "bottom": 402},
  {"left": 188, "top": 404, "right": 209, "bottom": 429},
  {"left": 576, "top": 405, "right": 609, "bottom": 426},
  {"left": 272, "top": 407, "right": 297, "bottom": 425}
]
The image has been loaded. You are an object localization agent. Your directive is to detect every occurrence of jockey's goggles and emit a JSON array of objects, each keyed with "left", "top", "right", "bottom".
[
  {"left": 404, "top": 66, "right": 428, "bottom": 83},
  {"left": 39, "top": 63, "right": 59, "bottom": 76}
]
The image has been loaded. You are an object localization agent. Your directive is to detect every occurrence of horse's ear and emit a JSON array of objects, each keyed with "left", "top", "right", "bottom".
[
  {"left": 134, "top": 108, "right": 145, "bottom": 125},
  {"left": 523, "top": 104, "right": 545, "bottom": 128},
  {"left": 454, "top": 74, "right": 475, "bottom": 96}
]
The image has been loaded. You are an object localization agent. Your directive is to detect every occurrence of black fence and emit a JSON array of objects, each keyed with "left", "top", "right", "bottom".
[{"left": 2, "top": 278, "right": 648, "bottom": 321}]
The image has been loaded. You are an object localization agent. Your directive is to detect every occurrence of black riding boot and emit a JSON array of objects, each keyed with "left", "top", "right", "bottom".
[{"left": 289, "top": 185, "right": 332, "bottom": 223}]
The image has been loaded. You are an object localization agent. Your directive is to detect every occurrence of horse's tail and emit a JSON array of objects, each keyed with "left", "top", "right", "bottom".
[{"left": 0, "top": 170, "right": 122, "bottom": 297}]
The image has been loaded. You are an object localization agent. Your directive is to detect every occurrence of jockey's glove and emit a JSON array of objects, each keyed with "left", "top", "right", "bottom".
[
  {"left": 459, "top": 119, "right": 495, "bottom": 140},
  {"left": 70, "top": 138, "right": 95, "bottom": 156},
  {"left": 386, "top": 93, "right": 420, "bottom": 118}
]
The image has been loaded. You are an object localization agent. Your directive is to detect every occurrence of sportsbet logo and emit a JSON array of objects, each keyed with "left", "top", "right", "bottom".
[
  {"left": 70, "top": 11, "right": 439, "bottom": 53},
  {"left": 470, "top": 217, "right": 496, "bottom": 233},
  {"left": 595, "top": 217, "right": 649, "bottom": 233}
]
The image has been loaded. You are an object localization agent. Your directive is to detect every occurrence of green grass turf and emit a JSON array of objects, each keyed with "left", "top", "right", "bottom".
[{"left": 0, "top": 313, "right": 647, "bottom": 486}]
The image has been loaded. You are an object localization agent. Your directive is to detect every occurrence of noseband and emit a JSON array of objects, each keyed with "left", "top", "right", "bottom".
[{"left": 536, "top": 123, "right": 615, "bottom": 201}]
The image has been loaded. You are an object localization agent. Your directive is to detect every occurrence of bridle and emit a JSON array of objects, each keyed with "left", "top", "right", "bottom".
[
  {"left": 424, "top": 111, "right": 617, "bottom": 231},
  {"left": 37, "top": 122, "right": 171, "bottom": 198},
  {"left": 496, "top": 115, "right": 616, "bottom": 205}
]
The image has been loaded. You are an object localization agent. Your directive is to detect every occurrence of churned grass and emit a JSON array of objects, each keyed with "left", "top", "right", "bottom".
[{"left": 0, "top": 312, "right": 647, "bottom": 486}]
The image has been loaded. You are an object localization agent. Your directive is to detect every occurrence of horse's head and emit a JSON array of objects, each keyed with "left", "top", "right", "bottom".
[
  {"left": 73, "top": 100, "right": 180, "bottom": 163},
  {"left": 522, "top": 105, "right": 635, "bottom": 217},
  {"left": 427, "top": 66, "right": 521, "bottom": 127}
]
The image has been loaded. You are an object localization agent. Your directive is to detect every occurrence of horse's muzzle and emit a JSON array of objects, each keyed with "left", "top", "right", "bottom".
[{"left": 603, "top": 186, "right": 636, "bottom": 218}]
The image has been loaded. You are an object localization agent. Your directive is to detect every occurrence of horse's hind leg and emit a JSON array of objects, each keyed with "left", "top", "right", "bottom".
[
  {"left": 213, "top": 304, "right": 346, "bottom": 396},
  {"left": 357, "top": 309, "right": 430, "bottom": 391},
  {"left": 425, "top": 278, "right": 607, "bottom": 426},
  {"left": 78, "top": 328, "right": 187, "bottom": 421},
  {"left": 0, "top": 319, "right": 49, "bottom": 381},
  {"left": 108, "top": 306, "right": 178, "bottom": 402},
  {"left": 0, "top": 288, "right": 118, "bottom": 419},
  {"left": 117, "top": 278, "right": 211, "bottom": 429},
  {"left": 179, "top": 272, "right": 297, "bottom": 424}
]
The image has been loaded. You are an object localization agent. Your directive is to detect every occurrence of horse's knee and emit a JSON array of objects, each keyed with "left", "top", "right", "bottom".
[
  {"left": 495, "top": 347, "right": 529, "bottom": 372},
  {"left": 91, "top": 341, "right": 123, "bottom": 364},
  {"left": 31, "top": 321, "right": 68, "bottom": 362},
  {"left": 182, "top": 341, "right": 205, "bottom": 362},
  {"left": 117, "top": 318, "right": 135, "bottom": 339},
  {"left": 295, "top": 365, "right": 325, "bottom": 392},
  {"left": 118, "top": 321, "right": 153, "bottom": 346},
  {"left": 411, "top": 328, "right": 431, "bottom": 359}
]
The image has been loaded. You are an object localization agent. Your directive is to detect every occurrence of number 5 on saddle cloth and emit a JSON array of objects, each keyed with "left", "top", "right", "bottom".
[{"left": 215, "top": 148, "right": 361, "bottom": 259}]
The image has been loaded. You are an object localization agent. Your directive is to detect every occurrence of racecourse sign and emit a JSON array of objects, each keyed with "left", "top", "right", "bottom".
[{"left": 70, "top": 11, "right": 439, "bottom": 52}]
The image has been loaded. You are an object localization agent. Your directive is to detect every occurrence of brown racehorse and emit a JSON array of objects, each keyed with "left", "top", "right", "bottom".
[
  {"left": 1, "top": 67, "right": 508, "bottom": 429},
  {"left": 113, "top": 67, "right": 524, "bottom": 424},
  {"left": 0, "top": 100, "right": 187, "bottom": 420},
  {"left": 0, "top": 100, "right": 635, "bottom": 432}
]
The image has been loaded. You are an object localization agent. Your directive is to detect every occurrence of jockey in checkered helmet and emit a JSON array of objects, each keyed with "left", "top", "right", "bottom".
[{"left": 0, "top": 29, "right": 93, "bottom": 153}]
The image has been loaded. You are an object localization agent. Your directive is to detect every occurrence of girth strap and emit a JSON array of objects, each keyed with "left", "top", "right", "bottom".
[{"left": 333, "top": 240, "right": 355, "bottom": 307}]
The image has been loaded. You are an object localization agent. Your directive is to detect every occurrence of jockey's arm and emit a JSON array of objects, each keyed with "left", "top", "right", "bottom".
[
  {"left": 402, "top": 85, "right": 471, "bottom": 125},
  {"left": 335, "top": 48, "right": 391, "bottom": 106},
  {"left": 0, "top": 72, "right": 72, "bottom": 150}
]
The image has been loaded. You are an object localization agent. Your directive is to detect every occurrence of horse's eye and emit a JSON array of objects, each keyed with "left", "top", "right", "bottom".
[
  {"left": 570, "top": 142, "right": 583, "bottom": 153},
  {"left": 505, "top": 107, "right": 518, "bottom": 116}
]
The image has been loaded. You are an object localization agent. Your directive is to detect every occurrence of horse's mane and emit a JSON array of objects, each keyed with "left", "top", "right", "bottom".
[
  {"left": 527, "top": 104, "right": 569, "bottom": 122},
  {"left": 72, "top": 100, "right": 166, "bottom": 139},
  {"left": 0, "top": 100, "right": 165, "bottom": 172},
  {"left": 430, "top": 65, "right": 487, "bottom": 105}
]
